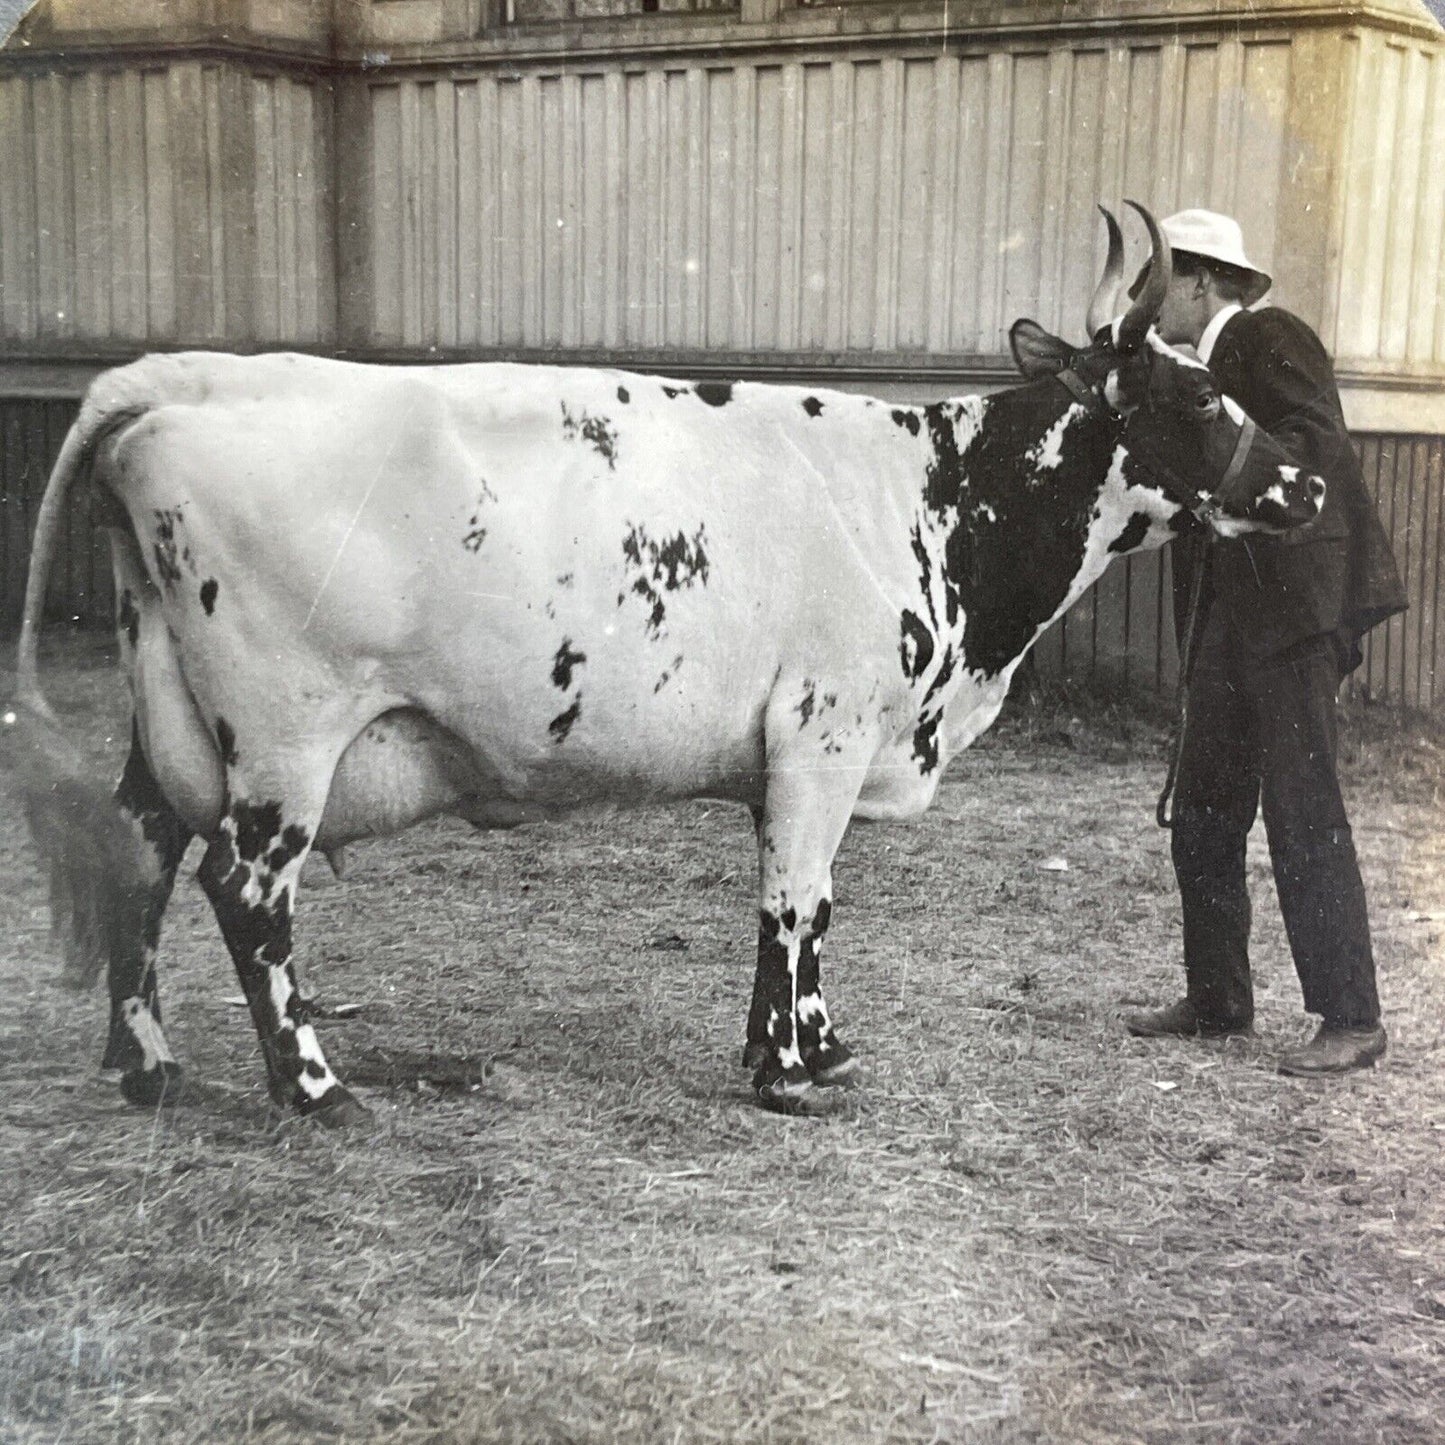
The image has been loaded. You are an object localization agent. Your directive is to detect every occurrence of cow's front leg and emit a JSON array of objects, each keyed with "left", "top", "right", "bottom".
[
  {"left": 748, "top": 772, "right": 862, "bottom": 1115},
  {"left": 791, "top": 896, "right": 860, "bottom": 1087},
  {"left": 104, "top": 723, "right": 193, "bottom": 1106},
  {"left": 750, "top": 902, "right": 835, "bottom": 1113},
  {"left": 196, "top": 795, "right": 367, "bottom": 1127},
  {"left": 744, "top": 806, "right": 860, "bottom": 1092}
]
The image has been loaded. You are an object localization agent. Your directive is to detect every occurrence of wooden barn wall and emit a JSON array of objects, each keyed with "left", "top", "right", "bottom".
[
  {"left": 356, "top": 35, "right": 1301, "bottom": 355},
  {"left": 0, "top": 62, "right": 335, "bottom": 348},
  {"left": 4, "top": 396, "right": 1441, "bottom": 712},
  {"left": 0, "top": 398, "right": 108, "bottom": 634},
  {"left": 1352, "top": 434, "right": 1445, "bottom": 708},
  {"left": 1325, "top": 30, "right": 1445, "bottom": 370}
]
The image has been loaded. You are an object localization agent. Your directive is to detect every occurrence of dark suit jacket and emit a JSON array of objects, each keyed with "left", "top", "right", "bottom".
[{"left": 1172, "top": 306, "right": 1406, "bottom": 667}]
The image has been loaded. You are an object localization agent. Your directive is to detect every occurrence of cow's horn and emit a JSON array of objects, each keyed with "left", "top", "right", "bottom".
[
  {"left": 1085, "top": 205, "right": 1124, "bottom": 340},
  {"left": 1116, "top": 199, "right": 1171, "bottom": 352}
]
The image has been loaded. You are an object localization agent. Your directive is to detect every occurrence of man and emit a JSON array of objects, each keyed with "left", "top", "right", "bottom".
[{"left": 1122, "top": 209, "right": 1406, "bottom": 1074}]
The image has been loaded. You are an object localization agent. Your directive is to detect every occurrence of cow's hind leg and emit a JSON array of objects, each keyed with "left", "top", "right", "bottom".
[
  {"left": 747, "top": 768, "right": 863, "bottom": 1115},
  {"left": 104, "top": 722, "right": 193, "bottom": 1105},
  {"left": 742, "top": 803, "right": 858, "bottom": 1089},
  {"left": 196, "top": 780, "right": 367, "bottom": 1127}
]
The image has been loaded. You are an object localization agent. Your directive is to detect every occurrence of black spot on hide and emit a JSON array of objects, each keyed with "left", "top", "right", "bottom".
[
  {"left": 552, "top": 638, "right": 587, "bottom": 691},
  {"left": 802, "top": 396, "right": 824, "bottom": 418},
  {"left": 891, "top": 409, "right": 921, "bottom": 437},
  {"left": 549, "top": 697, "right": 582, "bottom": 743},
  {"left": 796, "top": 682, "right": 817, "bottom": 727},
  {"left": 694, "top": 381, "right": 733, "bottom": 407},
  {"left": 561, "top": 404, "right": 619, "bottom": 468},
  {"left": 232, "top": 800, "right": 281, "bottom": 861},
  {"left": 197, "top": 840, "right": 289, "bottom": 970},
  {"left": 200, "top": 578, "right": 219, "bottom": 615},
  {"left": 151, "top": 509, "right": 186, "bottom": 591},
  {"left": 898, "top": 610, "right": 934, "bottom": 680},
  {"left": 1108, "top": 511, "right": 1153, "bottom": 555},
  {"left": 266, "top": 825, "right": 310, "bottom": 874},
  {"left": 463, "top": 480, "right": 497, "bottom": 553},
  {"left": 114, "top": 722, "right": 188, "bottom": 868},
  {"left": 617, "top": 386, "right": 630, "bottom": 404},
  {"left": 620, "top": 523, "right": 710, "bottom": 639},
  {"left": 910, "top": 645, "right": 957, "bottom": 775}
]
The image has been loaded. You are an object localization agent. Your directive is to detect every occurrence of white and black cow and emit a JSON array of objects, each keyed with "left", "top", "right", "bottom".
[{"left": 10, "top": 205, "right": 1323, "bottom": 1122}]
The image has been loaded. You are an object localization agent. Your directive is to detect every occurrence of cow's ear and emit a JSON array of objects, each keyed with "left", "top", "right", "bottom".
[{"left": 1009, "top": 319, "right": 1074, "bottom": 378}]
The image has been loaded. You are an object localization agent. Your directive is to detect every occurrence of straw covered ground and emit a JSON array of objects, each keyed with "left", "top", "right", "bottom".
[{"left": 1, "top": 636, "right": 1443, "bottom": 1444}]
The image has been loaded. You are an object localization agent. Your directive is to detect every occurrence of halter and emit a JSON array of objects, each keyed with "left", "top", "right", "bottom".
[
  {"left": 1054, "top": 369, "right": 1260, "bottom": 527},
  {"left": 1055, "top": 367, "right": 1113, "bottom": 419}
]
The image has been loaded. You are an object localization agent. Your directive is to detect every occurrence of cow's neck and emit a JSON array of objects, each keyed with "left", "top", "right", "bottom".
[
  {"left": 918, "top": 383, "right": 1126, "bottom": 681},
  {"left": 886, "top": 382, "right": 1132, "bottom": 783}
]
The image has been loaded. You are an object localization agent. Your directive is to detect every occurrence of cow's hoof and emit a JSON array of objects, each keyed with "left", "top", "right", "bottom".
[
  {"left": 304, "top": 1086, "right": 372, "bottom": 1130},
  {"left": 753, "top": 1062, "right": 845, "bottom": 1116},
  {"left": 805, "top": 1042, "right": 862, "bottom": 1089},
  {"left": 119, "top": 1061, "right": 185, "bottom": 1108}
]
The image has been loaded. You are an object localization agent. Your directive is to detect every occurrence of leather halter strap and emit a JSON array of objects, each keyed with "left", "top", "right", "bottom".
[
  {"left": 1055, "top": 367, "right": 1112, "bottom": 417},
  {"left": 1053, "top": 368, "right": 1264, "bottom": 527},
  {"left": 1131, "top": 407, "right": 1262, "bottom": 526},
  {"left": 1217, "top": 412, "right": 1257, "bottom": 494},
  {"left": 1168, "top": 410, "right": 1259, "bottom": 527}
]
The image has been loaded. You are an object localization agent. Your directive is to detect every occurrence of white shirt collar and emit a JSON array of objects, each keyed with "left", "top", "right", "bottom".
[{"left": 1197, "top": 303, "right": 1243, "bottom": 365}]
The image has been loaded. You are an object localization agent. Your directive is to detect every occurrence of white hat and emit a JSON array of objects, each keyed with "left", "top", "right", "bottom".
[{"left": 1159, "top": 209, "right": 1272, "bottom": 305}]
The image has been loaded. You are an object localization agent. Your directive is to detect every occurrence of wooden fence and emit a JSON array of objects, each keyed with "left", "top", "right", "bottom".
[
  {"left": 0, "top": 398, "right": 109, "bottom": 636},
  {"left": 2, "top": 395, "right": 1440, "bottom": 710}
]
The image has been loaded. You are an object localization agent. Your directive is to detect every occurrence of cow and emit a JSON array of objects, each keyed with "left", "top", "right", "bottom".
[{"left": 7, "top": 204, "right": 1324, "bottom": 1125}]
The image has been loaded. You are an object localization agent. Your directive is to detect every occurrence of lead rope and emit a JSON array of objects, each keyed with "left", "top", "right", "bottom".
[
  {"left": 1156, "top": 534, "right": 1212, "bottom": 829},
  {"left": 1154, "top": 410, "right": 1259, "bottom": 825}
]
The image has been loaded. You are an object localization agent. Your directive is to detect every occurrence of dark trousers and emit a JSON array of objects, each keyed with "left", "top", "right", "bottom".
[{"left": 1171, "top": 608, "right": 1381, "bottom": 1029}]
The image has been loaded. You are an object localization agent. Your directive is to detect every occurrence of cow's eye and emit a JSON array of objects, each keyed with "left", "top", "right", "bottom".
[{"left": 1195, "top": 393, "right": 1220, "bottom": 415}]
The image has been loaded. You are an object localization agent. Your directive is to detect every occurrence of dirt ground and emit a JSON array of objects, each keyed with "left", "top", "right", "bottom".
[{"left": 1, "top": 637, "right": 1443, "bottom": 1444}]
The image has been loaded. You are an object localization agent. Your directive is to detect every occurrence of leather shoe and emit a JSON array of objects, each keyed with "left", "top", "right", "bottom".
[
  {"left": 1277, "top": 1022, "right": 1387, "bottom": 1076},
  {"left": 1124, "top": 998, "right": 1253, "bottom": 1039}
]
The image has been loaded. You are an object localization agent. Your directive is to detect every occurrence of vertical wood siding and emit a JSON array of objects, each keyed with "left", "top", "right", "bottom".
[
  {"left": 1327, "top": 33, "right": 1445, "bottom": 366},
  {"left": 4, "top": 401, "right": 1441, "bottom": 713},
  {"left": 360, "top": 37, "right": 1301, "bottom": 352},
  {"left": 0, "top": 63, "right": 334, "bottom": 347},
  {"left": 1353, "top": 435, "right": 1445, "bottom": 708}
]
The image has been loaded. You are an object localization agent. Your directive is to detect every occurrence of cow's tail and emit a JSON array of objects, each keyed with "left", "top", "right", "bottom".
[
  {"left": 15, "top": 419, "right": 91, "bottom": 723},
  {"left": 4, "top": 398, "right": 156, "bottom": 991},
  {"left": 16, "top": 400, "right": 148, "bottom": 719}
]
